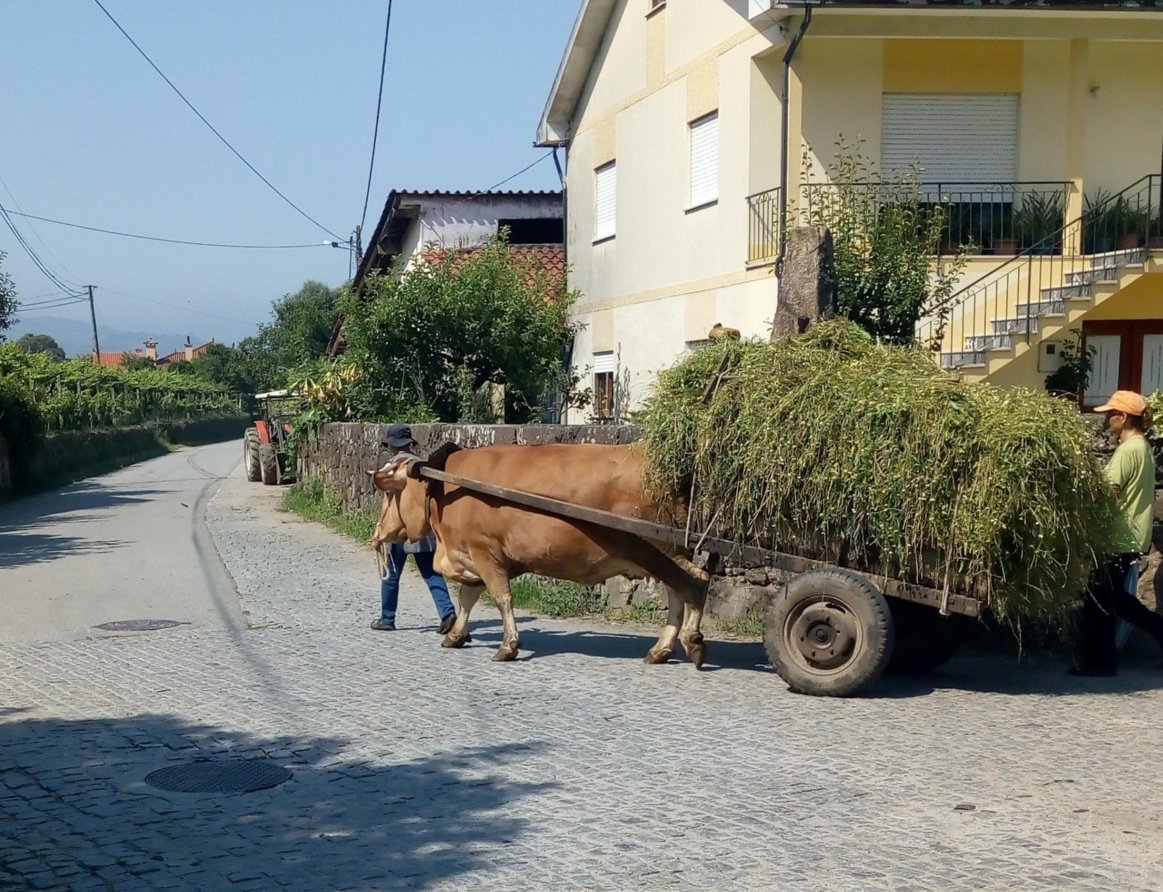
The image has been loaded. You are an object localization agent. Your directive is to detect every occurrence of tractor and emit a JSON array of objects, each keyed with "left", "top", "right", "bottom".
[{"left": 243, "top": 390, "right": 296, "bottom": 485}]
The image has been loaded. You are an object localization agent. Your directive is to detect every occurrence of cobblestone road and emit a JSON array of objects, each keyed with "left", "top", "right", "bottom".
[{"left": 2, "top": 445, "right": 1163, "bottom": 890}]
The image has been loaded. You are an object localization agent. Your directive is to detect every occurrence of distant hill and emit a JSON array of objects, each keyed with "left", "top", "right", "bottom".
[{"left": 5, "top": 316, "right": 208, "bottom": 360}]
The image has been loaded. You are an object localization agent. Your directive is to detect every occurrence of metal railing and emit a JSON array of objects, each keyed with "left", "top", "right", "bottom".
[
  {"left": 917, "top": 174, "right": 1163, "bottom": 370},
  {"left": 746, "top": 187, "right": 781, "bottom": 264},
  {"left": 800, "top": 181, "right": 1072, "bottom": 256}
]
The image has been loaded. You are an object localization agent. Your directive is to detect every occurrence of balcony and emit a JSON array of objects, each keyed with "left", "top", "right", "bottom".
[{"left": 799, "top": 181, "right": 1073, "bottom": 256}]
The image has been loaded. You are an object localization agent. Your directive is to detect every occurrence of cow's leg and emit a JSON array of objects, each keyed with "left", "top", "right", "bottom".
[
  {"left": 671, "top": 555, "right": 710, "bottom": 668},
  {"left": 442, "top": 583, "right": 483, "bottom": 649},
  {"left": 644, "top": 587, "right": 684, "bottom": 665},
  {"left": 478, "top": 566, "right": 520, "bottom": 662}
]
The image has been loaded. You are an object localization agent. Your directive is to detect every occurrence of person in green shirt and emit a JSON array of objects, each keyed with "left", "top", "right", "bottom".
[{"left": 1073, "top": 390, "right": 1163, "bottom": 676}]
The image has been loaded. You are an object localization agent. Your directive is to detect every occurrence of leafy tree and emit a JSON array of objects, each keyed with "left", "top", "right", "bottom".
[
  {"left": 339, "top": 234, "right": 584, "bottom": 423},
  {"left": 256, "top": 280, "right": 341, "bottom": 373},
  {"left": 15, "top": 333, "right": 65, "bottom": 361},
  {"left": 0, "top": 250, "right": 17, "bottom": 338},
  {"left": 801, "top": 138, "right": 970, "bottom": 345}
]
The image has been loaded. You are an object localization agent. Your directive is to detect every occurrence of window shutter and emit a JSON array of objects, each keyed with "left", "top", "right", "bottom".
[
  {"left": 593, "top": 351, "right": 615, "bottom": 374},
  {"left": 880, "top": 94, "right": 1018, "bottom": 186},
  {"left": 689, "top": 113, "right": 719, "bottom": 207},
  {"left": 595, "top": 163, "right": 617, "bottom": 240}
]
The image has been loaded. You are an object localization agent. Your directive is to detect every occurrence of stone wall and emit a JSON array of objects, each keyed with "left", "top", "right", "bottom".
[{"left": 297, "top": 422, "right": 643, "bottom": 513}]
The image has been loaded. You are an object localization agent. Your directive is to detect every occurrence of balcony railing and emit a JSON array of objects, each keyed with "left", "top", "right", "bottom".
[
  {"left": 746, "top": 187, "right": 781, "bottom": 264},
  {"left": 916, "top": 174, "right": 1163, "bottom": 369},
  {"left": 799, "top": 181, "right": 1072, "bottom": 256}
]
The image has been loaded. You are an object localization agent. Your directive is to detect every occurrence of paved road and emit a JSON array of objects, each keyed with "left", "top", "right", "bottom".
[{"left": 2, "top": 443, "right": 1163, "bottom": 891}]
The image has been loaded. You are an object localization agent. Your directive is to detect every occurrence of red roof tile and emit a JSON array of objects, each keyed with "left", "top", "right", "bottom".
[{"left": 419, "top": 244, "right": 566, "bottom": 295}]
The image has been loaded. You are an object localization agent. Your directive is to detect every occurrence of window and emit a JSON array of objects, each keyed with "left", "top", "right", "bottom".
[
  {"left": 497, "top": 218, "right": 564, "bottom": 244},
  {"left": 593, "top": 351, "right": 615, "bottom": 418},
  {"left": 880, "top": 94, "right": 1018, "bottom": 184},
  {"left": 594, "top": 162, "right": 617, "bottom": 241},
  {"left": 689, "top": 112, "right": 719, "bottom": 209}
]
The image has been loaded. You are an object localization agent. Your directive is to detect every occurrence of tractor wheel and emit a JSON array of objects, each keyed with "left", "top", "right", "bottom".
[
  {"left": 259, "top": 443, "right": 279, "bottom": 486},
  {"left": 886, "top": 599, "right": 968, "bottom": 675},
  {"left": 764, "top": 568, "right": 894, "bottom": 697},
  {"left": 244, "top": 429, "right": 262, "bottom": 482}
]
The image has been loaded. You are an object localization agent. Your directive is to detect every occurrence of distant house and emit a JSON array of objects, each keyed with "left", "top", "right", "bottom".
[
  {"left": 327, "top": 189, "right": 565, "bottom": 355},
  {"left": 90, "top": 336, "right": 215, "bottom": 368}
]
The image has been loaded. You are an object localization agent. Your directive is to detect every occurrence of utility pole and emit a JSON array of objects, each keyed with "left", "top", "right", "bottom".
[{"left": 86, "top": 285, "right": 100, "bottom": 362}]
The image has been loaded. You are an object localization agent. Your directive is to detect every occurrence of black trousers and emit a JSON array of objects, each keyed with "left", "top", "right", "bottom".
[{"left": 1076, "top": 553, "right": 1163, "bottom": 672}]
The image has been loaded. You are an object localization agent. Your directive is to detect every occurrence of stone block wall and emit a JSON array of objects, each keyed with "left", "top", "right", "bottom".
[{"left": 297, "top": 423, "right": 643, "bottom": 513}]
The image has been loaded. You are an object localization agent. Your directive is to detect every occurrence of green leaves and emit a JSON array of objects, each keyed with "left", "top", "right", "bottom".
[{"left": 339, "top": 234, "right": 581, "bottom": 423}]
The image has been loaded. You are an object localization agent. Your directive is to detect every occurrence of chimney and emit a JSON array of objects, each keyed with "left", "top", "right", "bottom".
[
  {"left": 184, "top": 335, "right": 193, "bottom": 362},
  {"left": 144, "top": 338, "right": 158, "bottom": 361}
]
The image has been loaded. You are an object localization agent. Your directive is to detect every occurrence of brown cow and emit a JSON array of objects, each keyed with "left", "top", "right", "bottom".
[{"left": 369, "top": 442, "right": 712, "bottom": 666}]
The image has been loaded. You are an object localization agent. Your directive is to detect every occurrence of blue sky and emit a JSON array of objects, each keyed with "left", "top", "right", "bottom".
[{"left": 0, "top": 0, "right": 575, "bottom": 351}]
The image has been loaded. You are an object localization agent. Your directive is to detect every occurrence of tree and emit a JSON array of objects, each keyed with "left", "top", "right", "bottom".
[
  {"left": 256, "top": 280, "right": 341, "bottom": 372},
  {"left": 0, "top": 250, "right": 17, "bottom": 339},
  {"left": 801, "top": 138, "right": 969, "bottom": 345},
  {"left": 339, "top": 235, "right": 584, "bottom": 423},
  {"left": 14, "top": 333, "right": 65, "bottom": 361}
]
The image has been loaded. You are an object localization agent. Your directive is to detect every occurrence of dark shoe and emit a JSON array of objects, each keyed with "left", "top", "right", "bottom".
[
  {"left": 437, "top": 614, "right": 456, "bottom": 635},
  {"left": 1068, "top": 666, "right": 1117, "bottom": 678},
  {"left": 370, "top": 619, "right": 397, "bottom": 631}
]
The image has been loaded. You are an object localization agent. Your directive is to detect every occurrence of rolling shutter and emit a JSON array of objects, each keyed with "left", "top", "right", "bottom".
[
  {"left": 595, "top": 162, "right": 617, "bottom": 240},
  {"left": 881, "top": 94, "right": 1018, "bottom": 186},
  {"left": 593, "top": 351, "right": 615, "bottom": 374},
  {"left": 689, "top": 113, "right": 719, "bottom": 207}
]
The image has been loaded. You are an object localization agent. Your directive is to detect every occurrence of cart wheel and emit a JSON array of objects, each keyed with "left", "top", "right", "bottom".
[
  {"left": 258, "top": 443, "right": 279, "bottom": 486},
  {"left": 764, "top": 568, "right": 894, "bottom": 697},
  {"left": 244, "top": 429, "right": 262, "bottom": 482},
  {"left": 886, "top": 599, "right": 967, "bottom": 675}
]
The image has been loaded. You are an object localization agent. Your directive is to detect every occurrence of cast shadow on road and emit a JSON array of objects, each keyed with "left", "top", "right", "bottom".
[
  {"left": 0, "top": 532, "right": 126, "bottom": 569},
  {"left": 0, "top": 711, "right": 553, "bottom": 889},
  {"left": 462, "top": 620, "right": 1163, "bottom": 700},
  {"left": 0, "top": 480, "right": 164, "bottom": 531}
]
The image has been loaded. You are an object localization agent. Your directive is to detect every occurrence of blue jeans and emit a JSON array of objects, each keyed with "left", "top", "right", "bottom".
[
  {"left": 1116, "top": 560, "right": 1142, "bottom": 650},
  {"left": 379, "top": 544, "right": 454, "bottom": 625}
]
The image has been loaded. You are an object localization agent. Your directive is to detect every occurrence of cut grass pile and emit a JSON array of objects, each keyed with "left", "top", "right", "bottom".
[{"left": 639, "top": 321, "right": 1122, "bottom": 624}]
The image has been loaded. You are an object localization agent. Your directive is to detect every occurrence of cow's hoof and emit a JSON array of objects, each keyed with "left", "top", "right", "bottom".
[
  {"left": 442, "top": 633, "right": 469, "bottom": 649},
  {"left": 643, "top": 648, "right": 673, "bottom": 665},
  {"left": 491, "top": 645, "right": 518, "bottom": 663},
  {"left": 682, "top": 635, "right": 707, "bottom": 669}
]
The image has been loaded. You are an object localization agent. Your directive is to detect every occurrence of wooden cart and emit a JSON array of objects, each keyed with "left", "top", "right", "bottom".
[{"left": 418, "top": 465, "right": 983, "bottom": 697}]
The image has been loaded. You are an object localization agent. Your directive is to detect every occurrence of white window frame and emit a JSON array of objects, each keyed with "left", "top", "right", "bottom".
[
  {"left": 594, "top": 162, "right": 617, "bottom": 242},
  {"left": 688, "top": 112, "right": 719, "bottom": 210}
]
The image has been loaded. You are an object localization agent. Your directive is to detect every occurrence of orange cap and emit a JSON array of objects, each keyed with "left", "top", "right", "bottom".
[{"left": 1094, "top": 390, "right": 1149, "bottom": 416}]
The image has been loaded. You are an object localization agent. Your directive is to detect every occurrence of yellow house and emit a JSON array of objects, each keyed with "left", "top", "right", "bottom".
[{"left": 536, "top": 0, "right": 1163, "bottom": 419}]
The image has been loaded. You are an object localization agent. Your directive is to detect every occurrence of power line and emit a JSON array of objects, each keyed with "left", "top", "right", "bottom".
[
  {"left": 360, "top": 0, "right": 394, "bottom": 235},
  {"left": 0, "top": 175, "right": 79, "bottom": 284},
  {"left": 0, "top": 203, "right": 83, "bottom": 295},
  {"left": 90, "top": 0, "right": 343, "bottom": 242},
  {"left": 0, "top": 206, "right": 330, "bottom": 250},
  {"left": 18, "top": 294, "right": 89, "bottom": 309},
  {"left": 463, "top": 153, "right": 555, "bottom": 201},
  {"left": 17, "top": 297, "right": 89, "bottom": 312}
]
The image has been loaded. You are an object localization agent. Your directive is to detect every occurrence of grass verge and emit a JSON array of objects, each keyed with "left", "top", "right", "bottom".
[{"left": 283, "top": 475, "right": 377, "bottom": 544}]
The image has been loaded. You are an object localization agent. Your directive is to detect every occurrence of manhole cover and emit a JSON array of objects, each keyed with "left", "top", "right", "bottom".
[
  {"left": 94, "top": 619, "right": 187, "bottom": 632},
  {"left": 145, "top": 760, "right": 292, "bottom": 794}
]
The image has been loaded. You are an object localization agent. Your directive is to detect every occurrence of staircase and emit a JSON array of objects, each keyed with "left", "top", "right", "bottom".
[{"left": 921, "top": 175, "right": 1162, "bottom": 382}]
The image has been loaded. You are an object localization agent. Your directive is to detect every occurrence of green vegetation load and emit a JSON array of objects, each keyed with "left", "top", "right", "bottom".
[
  {"left": 0, "top": 344, "right": 235, "bottom": 432},
  {"left": 640, "top": 321, "right": 1120, "bottom": 622}
]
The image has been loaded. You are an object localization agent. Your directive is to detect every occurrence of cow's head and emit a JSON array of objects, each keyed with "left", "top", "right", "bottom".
[{"left": 369, "top": 457, "right": 430, "bottom": 548}]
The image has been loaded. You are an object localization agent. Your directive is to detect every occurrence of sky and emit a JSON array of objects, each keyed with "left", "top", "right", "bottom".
[{"left": 0, "top": 0, "right": 576, "bottom": 353}]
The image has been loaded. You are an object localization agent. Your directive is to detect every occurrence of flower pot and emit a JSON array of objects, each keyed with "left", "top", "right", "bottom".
[
  {"left": 1148, "top": 235, "right": 1163, "bottom": 250},
  {"left": 1118, "top": 232, "right": 1143, "bottom": 250},
  {"left": 991, "top": 238, "right": 1019, "bottom": 255}
]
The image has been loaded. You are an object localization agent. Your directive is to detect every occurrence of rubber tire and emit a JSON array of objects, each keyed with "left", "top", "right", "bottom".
[
  {"left": 886, "top": 599, "right": 967, "bottom": 675},
  {"left": 259, "top": 443, "right": 279, "bottom": 486},
  {"left": 764, "top": 568, "right": 894, "bottom": 697},
  {"left": 244, "top": 429, "right": 262, "bottom": 482}
]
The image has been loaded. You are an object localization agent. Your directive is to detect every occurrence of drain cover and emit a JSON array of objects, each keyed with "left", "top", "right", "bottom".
[
  {"left": 95, "top": 619, "right": 187, "bottom": 632},
  {"left": 145, "top": 760, "right": 292, "bottom": 794}
]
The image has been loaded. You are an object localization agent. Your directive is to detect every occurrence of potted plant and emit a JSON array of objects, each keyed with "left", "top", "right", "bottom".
[
  {"left": 1115, "top": 197, "right": 1148, "bottom": 250},
  {"left": 1015, "top": 190, "right": 1065, "bottom": 255},
  {"left": 984, "top": 203, "right": 1018, "bottom": 255},
  {"left": 1150, "top": 210, "right": 1163, "bottom": 250},
  {"left": 1083, "top": 189, "right": 1118, "bottom": 254}
]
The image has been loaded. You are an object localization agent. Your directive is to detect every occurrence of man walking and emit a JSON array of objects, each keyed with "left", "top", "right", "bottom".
[
  {"left": 371, "top": 424, "right": 458, "bottom": 634},
  {"left": 1073, "top": 390, "right": 1163, "bottom": 676}
]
